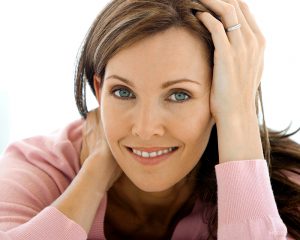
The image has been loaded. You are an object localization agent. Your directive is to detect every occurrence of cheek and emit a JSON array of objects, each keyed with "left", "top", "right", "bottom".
[
  {"left": 176, "top": 105, "right": 213, "bottom": 170},
  {"left": 101, "top": 103, "right": 124, "bottom": 140},
  {"left": 172, "top": 101, "right": 213, "bottom": 141},
  {"left": 100, "top": 98, "right": 133, "bottom": 154}
]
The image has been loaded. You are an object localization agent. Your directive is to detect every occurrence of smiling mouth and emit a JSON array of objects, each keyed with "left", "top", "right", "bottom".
[
  {"left": 126, "top": 146, "right": 179, "bottom": 158},
  {"left": 125, "top": 146, "right": 179, "bottom": 165},
  {"left": 126, "top": 147, "right": 179, "bottom": 153}
]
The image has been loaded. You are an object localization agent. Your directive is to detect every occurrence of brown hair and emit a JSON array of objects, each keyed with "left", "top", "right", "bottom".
[{"left": 74, "top": 0, "right": 300, "bottom": 238}]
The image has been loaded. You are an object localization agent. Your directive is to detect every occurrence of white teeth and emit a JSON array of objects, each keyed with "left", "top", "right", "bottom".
[
  {"left": 149, "top": 152, "right": 157, "bottom": 157},
  {"left": 132, "top": 147, "right": 177, "bottom": 158},
  {"left": 142, "top": 151, "right": 149, "bottom": 158}
]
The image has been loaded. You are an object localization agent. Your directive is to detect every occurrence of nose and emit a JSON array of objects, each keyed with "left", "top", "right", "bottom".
[{"left": 131, "top": 103, "right": 165, "bottom": 140}]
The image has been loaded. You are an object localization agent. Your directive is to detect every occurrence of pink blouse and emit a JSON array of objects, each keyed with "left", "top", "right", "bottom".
[{"left": 0, "top": 118, "right": 297, "bottom": 239}]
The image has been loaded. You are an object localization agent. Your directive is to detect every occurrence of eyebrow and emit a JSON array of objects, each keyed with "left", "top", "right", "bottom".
[{"left": 105, "top": 74, "right": 201, "bottom": 88}]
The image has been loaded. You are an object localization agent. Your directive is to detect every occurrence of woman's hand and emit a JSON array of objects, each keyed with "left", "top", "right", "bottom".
[
  {"left": 196, "top": 0, "right": 265, "bottom": 163},
  {"left": 80, "top": 108, "right": 122, "bottom": 192},
  {"left": 196, "top": 0, "right": 265, "bottom": 123},
  {"left": 52, "top": 108, "right": 122, "bottom": 233}
]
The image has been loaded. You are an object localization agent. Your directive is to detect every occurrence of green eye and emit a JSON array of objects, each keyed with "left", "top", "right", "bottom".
[
  {"left": 111, "top": 87, "right": 191, "bottom": 103},
  {"left": 169, "top": 92, "right": 190, "bottom": 102},
  {"left": 113, "top": 88, "right": 134, "bottom": 99}
]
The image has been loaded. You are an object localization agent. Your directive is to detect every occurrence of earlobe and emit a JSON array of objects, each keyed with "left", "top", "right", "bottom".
[{"left": 93, "top": 74, "right": 102, "bottom": 104}]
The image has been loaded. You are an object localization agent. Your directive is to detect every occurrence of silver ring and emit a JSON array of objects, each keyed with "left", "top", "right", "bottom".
[{"left": 225, "top": 23, "right": 242, "bottom": 32}]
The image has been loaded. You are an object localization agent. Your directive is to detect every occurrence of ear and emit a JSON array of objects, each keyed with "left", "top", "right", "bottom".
[{"left": 93, "top": 74, "right": 102, "bottom": 105}]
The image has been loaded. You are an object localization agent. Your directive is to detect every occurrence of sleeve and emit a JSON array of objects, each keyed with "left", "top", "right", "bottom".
[
  {"left": 2, "top": 207, "right": 87, "bottom": 240},
  {"left": 215, "top": 159, "right": 292, "bottom": 240},
  {"left": 0, "top": 119, "right": 88, "bottom": 240}
]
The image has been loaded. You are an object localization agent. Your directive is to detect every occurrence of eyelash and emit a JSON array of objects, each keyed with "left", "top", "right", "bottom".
[{"left": 110, "top": 86, "right": 191, "bottom": 103}]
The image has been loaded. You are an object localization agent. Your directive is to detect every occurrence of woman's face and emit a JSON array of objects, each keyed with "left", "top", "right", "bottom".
[{"left": 95, "top": 27, "right": 214, "bottom": 192}]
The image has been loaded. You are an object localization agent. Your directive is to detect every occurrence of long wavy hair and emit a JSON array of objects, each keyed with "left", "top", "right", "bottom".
[{"left": 74, "top": 0, "right": 300, "bottom": 238}]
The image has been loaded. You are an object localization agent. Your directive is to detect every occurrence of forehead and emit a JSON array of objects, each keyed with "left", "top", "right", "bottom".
[{"left": 105, "top": 27, "right": 211, "bottom": 84}]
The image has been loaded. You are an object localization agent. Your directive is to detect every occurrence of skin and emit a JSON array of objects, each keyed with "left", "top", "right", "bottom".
[
  {"left": 52, "top": 0, "right": 265, "bottom": 237},
  {"left": 93, "top": 27, "right": 215, "bottom": 236}
]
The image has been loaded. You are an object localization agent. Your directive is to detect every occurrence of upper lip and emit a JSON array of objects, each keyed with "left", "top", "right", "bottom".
[{"left": 127, "top": 146, "right": 178, "bottom": 152}]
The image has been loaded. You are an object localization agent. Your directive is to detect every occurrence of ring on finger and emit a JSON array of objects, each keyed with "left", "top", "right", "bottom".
[{"left": 225, "top": 23, "right": 242, "bottom": 32}]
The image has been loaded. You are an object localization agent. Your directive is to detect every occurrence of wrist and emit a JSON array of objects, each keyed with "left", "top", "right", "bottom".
[
  {"left": 51, "top": 166, "right": 105, "bottom": 233},
  {"left": 80, "top": 156, "right": 110, "bottom": 194},
  {"left": 214, "top": 107, "right": 257, "bottom": 125},
  {"left": 216, "top": 112, "right": 264, "bottom": 164}
]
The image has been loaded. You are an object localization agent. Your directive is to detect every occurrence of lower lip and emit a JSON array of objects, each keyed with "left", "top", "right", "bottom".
[{"left": 126, "top": 147, "right": 178, "bottom": 166}]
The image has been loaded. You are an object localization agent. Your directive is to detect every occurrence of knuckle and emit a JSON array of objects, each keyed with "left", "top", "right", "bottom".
[
  {"left": 250, "top": 32, "right": 266, "bottom": 50},
  {"left": 258, "top": 34, "right": 266, "bottom": 48},
  {"left": 223, "top": 4, "right": 236, "bottom": 16},
  {"left": 238, "top": 1, "right": 249, "bottom": 11}
]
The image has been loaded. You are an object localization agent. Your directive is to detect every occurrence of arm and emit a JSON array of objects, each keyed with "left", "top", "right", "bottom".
[
  {"left": 0, "top": 110, "right": 120, "bottom": 240},
  {"left": 51, "top": 108, "right": 122, "bottom": 234},
  {"left": 51, "top": 154, "right": 106, "bottom": 233},
  {"left": 0, "top": 144, "right": 87, "bottom": 240},
  {"left": 215, "top": 159, "right": 290, "bottom": 240},
  {"left": 215, "top": 114, "right": 296, "bottom": 239},
  {"left": 0, "top": 119, "right": 89, "bottom": 239},
  {"left": 196, "top": 0, "right": 290, "bottom": 238},
  {"left": 216, "top": 113, "right": 264, "bottom": 164}
]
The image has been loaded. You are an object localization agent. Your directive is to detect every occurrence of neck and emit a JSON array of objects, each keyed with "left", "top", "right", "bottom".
[{"left": 108, "top": 172, "right": 197, "bottom": 226}]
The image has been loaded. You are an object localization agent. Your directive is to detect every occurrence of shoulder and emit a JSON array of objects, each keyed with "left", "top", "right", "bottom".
[{"left": 1, "top": 118, "right": 86, "bottom": 179}]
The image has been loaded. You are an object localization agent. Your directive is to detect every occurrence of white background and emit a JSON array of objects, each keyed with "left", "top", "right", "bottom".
[{"left": 0, "top": 0, "right": 299, "bottom": 154}]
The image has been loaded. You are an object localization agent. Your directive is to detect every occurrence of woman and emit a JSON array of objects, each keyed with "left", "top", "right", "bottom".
[{"left": 0, "top": 0, "right": 299, "bottom": 239}]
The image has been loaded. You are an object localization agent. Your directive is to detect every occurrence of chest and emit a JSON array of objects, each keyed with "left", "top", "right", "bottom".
[
  {"left": 102, "top": 183, "right": 198, "bottom": 239},
  {"left": 104, "top": 222, "right": 173, "bottom": 240},
  {"left": 103, "top": 207, "right": 176, "bottom": 240},
  {"left": 103, "top": 199, "right": 196, "bottom": 240}
]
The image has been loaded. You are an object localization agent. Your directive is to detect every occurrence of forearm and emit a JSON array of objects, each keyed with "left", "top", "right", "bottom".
[
  {"left": 51, "top": 158, "right": 105, "bottom": 234},
  {"left": 216, "top": 112, "right": 264, "bottom": 164},
  {"left": 215, "top": 160, "right": 288, "bottom": 239}
]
